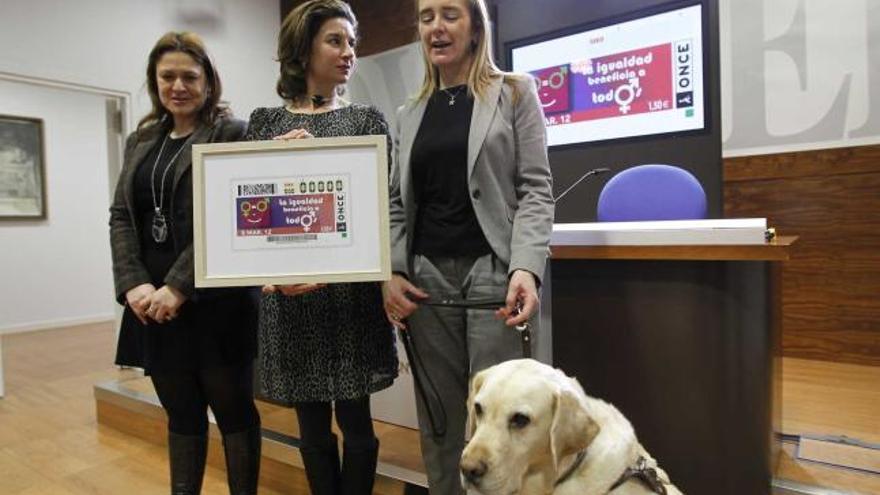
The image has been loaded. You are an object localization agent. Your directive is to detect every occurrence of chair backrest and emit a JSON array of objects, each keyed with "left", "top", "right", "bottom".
[{"left": 597, "top": 164, "right": 707, "bottom": 222}]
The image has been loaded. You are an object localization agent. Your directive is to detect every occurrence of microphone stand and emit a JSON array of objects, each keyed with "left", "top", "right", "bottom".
[{"left": 553, "top": 167, "right": 611, "bottom": 203}]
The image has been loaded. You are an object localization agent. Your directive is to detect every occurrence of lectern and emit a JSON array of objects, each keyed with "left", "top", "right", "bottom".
[{"left": 545, "top": 223, "right": 795, "bottom": 495}]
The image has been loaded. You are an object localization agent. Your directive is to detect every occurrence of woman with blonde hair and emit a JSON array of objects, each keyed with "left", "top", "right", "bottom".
[
  {"left": 246, "top": 1, "right": 397, "bottom": 493},
  {"left": 382, "top": 0, "right": 554, "bottom": 492},
  {"left": 110, "top": 32, "right": 260, "bottom": 494}
]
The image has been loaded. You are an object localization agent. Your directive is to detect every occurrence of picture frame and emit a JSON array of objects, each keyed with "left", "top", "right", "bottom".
[
  {"left": 0, "top": 114, "right": 46, "bottom": 219},
  {"left": 192, "top": 135, "right": 390, "bottom": 288}
]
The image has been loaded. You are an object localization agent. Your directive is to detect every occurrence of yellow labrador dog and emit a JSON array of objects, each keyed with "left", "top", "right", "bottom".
[{"left": 460, "top": 359, "right": 682, "bottom": 495}]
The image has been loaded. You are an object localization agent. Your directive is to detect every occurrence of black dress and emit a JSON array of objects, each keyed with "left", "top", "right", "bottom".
[
  {"left": 114, "top": 123, "right": 257, "bottom": 374},
  {"left": 246, "top": 105, "right": 398, "bottom": 403}
]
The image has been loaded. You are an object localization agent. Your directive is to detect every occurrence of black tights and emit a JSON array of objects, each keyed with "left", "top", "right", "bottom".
[
  {"left": 295, "top": 396, "right": 375, "bottom": 450},
  {"left": 150, "top": 363, "right": 260, "bottom": 436}
]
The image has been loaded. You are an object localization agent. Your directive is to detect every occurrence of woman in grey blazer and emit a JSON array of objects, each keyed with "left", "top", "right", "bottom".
[
  {"left": 382, "top": 0, "right": 554, "bottom": 493},
  {"left": 109, "top": 32, "right": 259, "bottom": 494}
]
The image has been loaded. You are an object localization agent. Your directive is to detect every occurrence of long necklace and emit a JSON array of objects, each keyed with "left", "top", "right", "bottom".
[
  {"left": 150, "top": 133, "right": 189, "bottom": 243},
  {"left": 440, "top": 85, "right": 465, "bottom": 106}
]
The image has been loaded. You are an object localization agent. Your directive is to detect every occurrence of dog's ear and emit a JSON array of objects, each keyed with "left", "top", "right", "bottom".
[
  {"left": 550, "top": 384, "right": 599, "bottom": 472},
  {"left": 466, "top": 369, "right": 488, "bottom": 439}
]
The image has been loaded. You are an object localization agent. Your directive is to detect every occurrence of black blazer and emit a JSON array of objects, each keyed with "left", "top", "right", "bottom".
[{"left": 109, "top": 117, "right": 247, "bottom": 302}]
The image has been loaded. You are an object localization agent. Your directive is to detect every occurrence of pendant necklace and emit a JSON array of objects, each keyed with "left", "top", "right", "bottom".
[
  {"left": 150, "top": 133, "right": 189, "bottom": 243},
  {"left": 441, "top": 85, "right": 465, "bottom": 106}
]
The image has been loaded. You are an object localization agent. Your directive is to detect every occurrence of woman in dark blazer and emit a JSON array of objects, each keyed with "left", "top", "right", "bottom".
[
  {"left": 109, "top": 32, "right": 260, "bottom": 495},
  {"left": 381, "top": 0, "right": 554, "bottom": 493}
]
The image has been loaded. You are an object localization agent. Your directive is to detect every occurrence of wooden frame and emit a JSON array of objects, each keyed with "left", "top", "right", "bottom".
[
  {"left": 0, "top": 114, "right": 47, "bottom": 219},
  {"left": 192, "top": 135, "right": 390, "bottom": 288}
]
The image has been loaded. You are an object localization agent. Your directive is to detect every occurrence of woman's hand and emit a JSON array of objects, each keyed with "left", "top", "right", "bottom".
[
  {"left": 145, "top": 285, "right": 187, "bottom": 323},
  {"left": 273, "top": 128, "right": 314, "bottom": 140},
  {"left": 262, "top": 284, "right": 326, "bottom": 297},
  {"left": 382, "top": 274, "right": 429, "bottom": 330},
  {"left": 125, "top": 283, "right": 157, "bottom": 324},
  {"left": 497, "top": 270, "right": 539, "bottom": 327}
]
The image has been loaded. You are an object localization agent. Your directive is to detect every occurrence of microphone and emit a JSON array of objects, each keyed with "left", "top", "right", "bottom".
[{"left": 553, "top": 167, "right": 611, "bottom": 203}]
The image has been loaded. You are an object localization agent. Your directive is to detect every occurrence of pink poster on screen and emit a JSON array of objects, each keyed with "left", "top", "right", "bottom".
[{"left": 531, "top": 43, "right": 675, "bottom": 127}]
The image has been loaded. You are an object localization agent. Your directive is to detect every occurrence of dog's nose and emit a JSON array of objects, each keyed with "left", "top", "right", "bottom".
[{"left": 461, "top": 460, "right": 488, "bottom": 484}]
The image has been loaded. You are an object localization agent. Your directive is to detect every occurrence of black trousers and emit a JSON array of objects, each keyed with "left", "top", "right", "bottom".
[
  {"left": 151, "top": 362, "right": 260, "bottom": 436},
  {"left": 295, "top": 395, "right": 375, "bottom": 449}
]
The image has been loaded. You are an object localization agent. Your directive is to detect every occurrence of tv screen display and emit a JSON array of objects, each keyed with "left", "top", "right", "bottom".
[{"left": 510, "top": 3, "right": 705, "bottom": 147}]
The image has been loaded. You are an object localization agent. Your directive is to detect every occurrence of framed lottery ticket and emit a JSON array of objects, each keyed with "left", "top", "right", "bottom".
[{"left": 192, "top": 135, "right": 390, "bottom": 287}]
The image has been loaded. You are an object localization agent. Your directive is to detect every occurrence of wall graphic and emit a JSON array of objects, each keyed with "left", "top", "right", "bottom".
[{"left": 349, "top": 0, "right": 880, "bottom": 158}]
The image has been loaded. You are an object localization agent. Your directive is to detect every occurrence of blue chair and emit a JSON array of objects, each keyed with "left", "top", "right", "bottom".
[{"left": 597, "top": 164, "right": 707, "bottom": 221}]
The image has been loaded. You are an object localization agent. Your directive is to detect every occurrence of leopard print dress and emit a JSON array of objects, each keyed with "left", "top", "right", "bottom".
[{"left": 246, "top": 105, "right": 398, "bottom": 403}]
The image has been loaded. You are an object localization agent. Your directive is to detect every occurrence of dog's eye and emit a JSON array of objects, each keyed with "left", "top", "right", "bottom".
[
  {"left": 474, "top": 402, "right": 483, "bottom": 417},
  {"left": 509, "top": 413, "right": 530, "bottom": 429}
]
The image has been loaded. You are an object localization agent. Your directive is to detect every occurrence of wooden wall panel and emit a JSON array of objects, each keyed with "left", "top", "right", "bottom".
[
  {"left": 280, "top": 0, "right": 417, "bottom": 57},
  {"left": 347, "top": 1, "right": 417, "bottom": 56},
  {"left": 725, "top": 145, "right": 880, "bottom": 366}
]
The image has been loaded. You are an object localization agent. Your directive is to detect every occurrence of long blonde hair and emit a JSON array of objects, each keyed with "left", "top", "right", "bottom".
[{"left": 415, "top": 0, "right": 519, "bottom": 102}]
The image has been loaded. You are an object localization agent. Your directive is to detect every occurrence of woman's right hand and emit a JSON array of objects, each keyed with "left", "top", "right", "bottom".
[
  {"left": 125, "top": 283, "right": 157, "bottom": 325},
  {"left": 381, "top": 274, "right": 428, "bottom": 330},
  {"left": 273, "top": 128, "right": 313, "bottom": 140},
  {"left": 262, "top": 284, "right": 326, "bottom": 297}
]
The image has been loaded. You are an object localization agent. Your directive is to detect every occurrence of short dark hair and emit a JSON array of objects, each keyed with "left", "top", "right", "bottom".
[
  {"left": 276, "top": 0, "right": 358, "bottom": 102},
  {"left": 138, "top": 31, "right": 226, "bottom": 131}
]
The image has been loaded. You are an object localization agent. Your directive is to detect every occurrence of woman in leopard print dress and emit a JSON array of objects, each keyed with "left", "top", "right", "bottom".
[{"left": 246, "top": 2, "right": 397, "bottom": 494}]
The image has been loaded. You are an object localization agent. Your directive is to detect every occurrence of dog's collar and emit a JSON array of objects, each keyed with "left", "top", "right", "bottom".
[
  {"left": 608, "top": 456, "right": 668, "bottom": 494},
  {"left": 554, "top": 450, "right": 587, "bottom": 487}
]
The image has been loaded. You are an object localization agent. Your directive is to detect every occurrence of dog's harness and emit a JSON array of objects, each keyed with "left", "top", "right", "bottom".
[
  {"left": 554, "top": 450, "right": 587, "bottom": 487},
  {"left": 553, "top": 453, "right": 670, "bottom": 494},
  {"left": 608, "top": 456, "right": 669, "bottom": 494}
]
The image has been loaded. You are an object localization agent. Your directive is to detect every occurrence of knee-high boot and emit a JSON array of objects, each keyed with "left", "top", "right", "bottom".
[
  {"left": 222, "top": 426, "right": 262, "bottom": 495},
  {"left": 300, "top": 433, "right": 341, "bottom": 495},
  {"left": 168, "top": 431, "right": 208, "bottom": 495},
  {"left": 341, "top": 437, "right": 379, "bottom": 495}
]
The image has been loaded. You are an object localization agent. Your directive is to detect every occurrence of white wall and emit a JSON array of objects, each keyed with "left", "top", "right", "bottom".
[
  {"left": 0, "top": 0, "right": 282, "bottom": 332},
  {"left": 348, "top": 42, "right": 425, "bottom": 138},
  {"left": 0, "top": 0, "right": 282, "bottom": 131},
  {"left": 0, "top": 80, "right": 115, "bottom": 332},
  {"left": 720, "top": 0, "right": 880, "bottom": 156}
]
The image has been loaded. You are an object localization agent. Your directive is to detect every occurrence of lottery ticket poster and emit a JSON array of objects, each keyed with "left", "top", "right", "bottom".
[
  {"left": 232, "top": 175, "right": 351, "bottom": 250},
  {"left": 192, "top": 136, "right": 390, "bottom": 288}
]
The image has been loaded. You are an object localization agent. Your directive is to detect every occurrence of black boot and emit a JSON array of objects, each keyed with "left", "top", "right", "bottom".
[
  {"left": 300, "top": 433, "right": 341, "bottom": 495},
  {"left": 222, "top": 427, "right": 262, "bottom": 495},
  {"left": 168, "top": 431, "right": 208, "bottom": 495},
  {"left": 341, "top": 437, "right": 379, "bottom": 495}
]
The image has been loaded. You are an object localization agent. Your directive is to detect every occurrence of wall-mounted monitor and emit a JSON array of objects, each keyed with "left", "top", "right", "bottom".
[{"left": 509, "top": 1, "right": 706, "bottom": 148}]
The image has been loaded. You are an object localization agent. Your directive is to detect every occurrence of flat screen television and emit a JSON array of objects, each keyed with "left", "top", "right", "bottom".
[{"left": 508, "top": 1, "right": 707, "bottom": 148}]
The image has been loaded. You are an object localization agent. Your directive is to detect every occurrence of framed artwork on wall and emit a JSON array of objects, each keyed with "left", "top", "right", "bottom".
[{"left": 0, "top": 114, "right": 46, "bottom": 219}]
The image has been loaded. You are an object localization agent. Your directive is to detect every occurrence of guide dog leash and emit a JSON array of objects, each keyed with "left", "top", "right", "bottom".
[{"left": 397, "top": 298, "right": 532, "bottom": 438}]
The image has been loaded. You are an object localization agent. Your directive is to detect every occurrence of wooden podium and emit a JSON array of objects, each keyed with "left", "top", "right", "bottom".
[{"left": 546, "top": 230, "right": 795, "bottom": 495}]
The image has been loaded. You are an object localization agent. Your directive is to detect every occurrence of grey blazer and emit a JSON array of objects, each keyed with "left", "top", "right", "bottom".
[
  {"left": 389, "top": 75, "right": 554, "bottom": 283},
  {"left": 109, "top": 117, "right": 247, "bottom": 302}
]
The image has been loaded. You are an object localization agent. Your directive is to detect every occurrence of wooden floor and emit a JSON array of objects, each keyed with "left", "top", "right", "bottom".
[
  {"left": 776, "top": 358, "right": 880, "bottom": 494},
  {"left": 0, "top": 322, "right": 292, "bottom": 495},
  {"left": 1, "top": 323, "right": 879, "bottom": 494}
]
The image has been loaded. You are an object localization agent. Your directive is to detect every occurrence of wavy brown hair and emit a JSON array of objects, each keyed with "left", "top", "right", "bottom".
[
  {"left": 276, "top": 0, "right": 358, "bottom": 103},
  {"left": 137, "top": 31, "right": 226, "bottom": 131}
]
